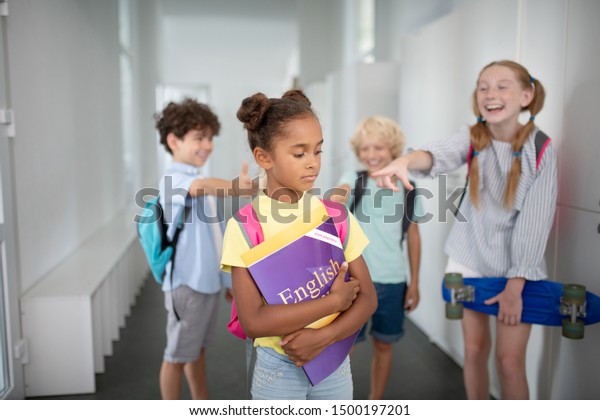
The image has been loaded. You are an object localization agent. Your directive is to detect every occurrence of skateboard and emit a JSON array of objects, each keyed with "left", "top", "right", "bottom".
[{"left": 441, "top": 273, "right": 600, "bottom": 339}]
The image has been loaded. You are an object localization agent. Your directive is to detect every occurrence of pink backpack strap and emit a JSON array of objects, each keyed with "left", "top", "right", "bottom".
[
  {"left": 466, "top": 143, "right": 474, "bottom": 174},
  {"left": 320, "top": 198, "right": 349, "bottom": 248},
  {"left": 227, "top": 304, "right": 247, "bottom": 340},
  {"left": 228, "top": 201, "right": 263, "bottom": 340},
  {"left": 236, "top": 198, "right": 349, "bottom": 247}
]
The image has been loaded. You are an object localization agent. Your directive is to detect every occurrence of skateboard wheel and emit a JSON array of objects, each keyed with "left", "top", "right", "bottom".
[
  {"left": 444, "top": 272, "right": 463, "bottom": 289},
  {"left": 446, "top": 302, "right": 463, "bottom": 320},
  {"left": 563, "top": 284, "right": 586, "bottom": 305},
  {"left": 562, "top": 319, "right": 584, "bottom": 340}
]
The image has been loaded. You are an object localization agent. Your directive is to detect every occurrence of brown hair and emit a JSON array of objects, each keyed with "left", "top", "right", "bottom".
[
  {"left": 154, "top": 98, "right": 221, "bottom": 155},
  {"left": 350, "top": 116, "right": 405, "bottom": 159},
  {"left": 237, "top": 89, "right": 316, "bottom": 151},
  {"left": 469, "top": 60, "right": 545, "bottom": 208}
]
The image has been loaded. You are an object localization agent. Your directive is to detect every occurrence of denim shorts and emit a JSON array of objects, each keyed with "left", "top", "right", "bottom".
[
  {"left": 251, "top": 346, "right": 353, "bottom": 400},
  {"left": 356, "top": 282, "right": 407, "bottom": 344}
]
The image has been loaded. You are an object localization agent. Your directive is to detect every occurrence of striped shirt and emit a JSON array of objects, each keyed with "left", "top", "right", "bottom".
[{"left": 416, "top": 125, "right": 557, "bottom": 280}]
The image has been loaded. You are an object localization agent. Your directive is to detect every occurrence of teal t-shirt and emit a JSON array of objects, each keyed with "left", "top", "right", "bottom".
[{"left": 338, "top": 170, "right": 423, "bottom": 284}]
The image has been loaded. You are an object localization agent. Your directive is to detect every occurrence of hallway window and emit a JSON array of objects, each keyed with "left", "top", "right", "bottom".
[
  {"left": 357, "top": 0, "right": 375, "bottom": 62},
  {"left": 0, "top": 17, "right": 11, "bottom": 396},
  {"left": 0, "top": 123, "right": 11, "bottom": 398},
  {"left": 0, "top": 254, "right": 7, "bottom": 397},
  {"left": 119, "top": 0, "right": 140, "bottom": 204}
]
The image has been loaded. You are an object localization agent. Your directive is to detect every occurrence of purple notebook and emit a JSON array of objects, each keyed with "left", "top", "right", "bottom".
[{"left": 245, "top": 217, "right": 359, "bottom": 386}]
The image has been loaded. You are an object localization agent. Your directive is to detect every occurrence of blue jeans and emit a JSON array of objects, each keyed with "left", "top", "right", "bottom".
[
  {"left": 251, "top": 346, "right": 353, "bottom": 400},
  {"left": 356, "top": 282, "right": 407, "bottom": 344}
]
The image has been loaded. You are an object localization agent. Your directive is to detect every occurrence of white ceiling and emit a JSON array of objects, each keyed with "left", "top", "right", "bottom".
[{"left": 158, "top": 0, "right": 298, "bottom": 22}]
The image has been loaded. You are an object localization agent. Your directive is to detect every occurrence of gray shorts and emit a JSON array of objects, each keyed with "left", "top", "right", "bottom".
[{"left": 163, "top": 286, "right": 220, "bottom": 363}]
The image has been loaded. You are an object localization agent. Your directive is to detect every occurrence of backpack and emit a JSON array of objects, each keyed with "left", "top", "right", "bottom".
[
  {"left": 227, "top": 197, "right": 350, "bottom": 340},
  {"left": 457, "top": 130, "right": 552, "bottom": 211},
  {"left": 350, "top": 170, "right": 417, "bottom": 247},
  {"left": 136, "top": 195, "right": 185, "bottom": 285}
]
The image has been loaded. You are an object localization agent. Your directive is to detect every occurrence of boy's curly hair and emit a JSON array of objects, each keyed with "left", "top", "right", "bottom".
[{"left": 154, "top": 98, "right": 221, "bottom": 155}]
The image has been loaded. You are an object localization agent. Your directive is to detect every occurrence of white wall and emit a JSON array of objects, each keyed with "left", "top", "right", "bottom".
[
  {"left": 156, "top": 0, "right": 299, "bottom": 182},
  {"left": 1, "top": 0, "right": 158, "bottom": 398},
  {"left": 375, "top": 0, "right": 455, "bottom": 62},
  {"left": 311, "top": 62, "right": 400, "bottom": 192},
  {"left": 297, "top": 0, "right": 346, "bottom": 87},
  {"left": 7, "top": 0, "right": 124, "bottom": 294},
  {"left": 135, "top": 0, "right": 162, "bottom": 189},
  {"left": 545, "top": 0, "right": 600, "bottom": 399}
]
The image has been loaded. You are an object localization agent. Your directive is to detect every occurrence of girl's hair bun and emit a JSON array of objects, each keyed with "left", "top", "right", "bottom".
[
  {"left": 238, "top": 89, "right": 316, "bottom": 151},
  {"left": 237, "top": 92, "right": 270, "bottom": 131},
  {"left": 281, "top": 89, "right": 311, "bottom": 108}
]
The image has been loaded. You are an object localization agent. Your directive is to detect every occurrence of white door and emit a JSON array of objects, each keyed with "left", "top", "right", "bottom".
[{"left": 0, "top": 8, "right": 24, "bottom": 399}]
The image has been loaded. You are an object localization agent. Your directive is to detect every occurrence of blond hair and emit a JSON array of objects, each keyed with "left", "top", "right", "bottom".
[
  {"left": 350, "top": 116, "right": 405, "bottom": 159},
  {"left": 469, "top": 60, "right": 545, "bottom": 208}
]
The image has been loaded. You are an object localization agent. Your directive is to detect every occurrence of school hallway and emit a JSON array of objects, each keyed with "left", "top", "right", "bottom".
[
  {"left": 30, "top": 275, "right": 466, "bottom": 400},
  {"left": 4, "top": 0, "right": 600, "bottom": 402}
]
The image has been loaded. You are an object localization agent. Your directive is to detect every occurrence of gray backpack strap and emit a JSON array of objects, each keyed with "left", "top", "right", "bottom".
[
  {"left": 245, "top": 337, "right": 256, "bottom": 399},
  {"left": 533, "top": 130, "right": 551, "bottom": 172}
]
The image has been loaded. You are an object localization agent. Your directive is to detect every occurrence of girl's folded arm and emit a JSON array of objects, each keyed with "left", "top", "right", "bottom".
[
  {"left": 280, "top": 255, "right": 376, "bottom": 365},
  {"left": 232, "top": 264, "right": 357, "bottom": 338},
  {"left": 311, "top": 255, "right": 376, "bottom": 345}
]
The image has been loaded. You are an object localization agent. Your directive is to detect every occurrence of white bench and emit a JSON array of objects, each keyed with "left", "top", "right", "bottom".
[{"left": 20, "top": 207, "right": 149, "bottom": 397}]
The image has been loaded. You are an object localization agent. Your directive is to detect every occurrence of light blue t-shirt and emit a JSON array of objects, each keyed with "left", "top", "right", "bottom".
[
  {"left": 159, "top": 162, "right": 231, "bottom": 294},
  {"left": 338, "top": 170, "right": 424, "bottom": 284}
]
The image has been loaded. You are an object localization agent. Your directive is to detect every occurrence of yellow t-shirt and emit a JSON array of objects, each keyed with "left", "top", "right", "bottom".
[{"left": 221, "top": 192, "right": 369, "bottom": 354}]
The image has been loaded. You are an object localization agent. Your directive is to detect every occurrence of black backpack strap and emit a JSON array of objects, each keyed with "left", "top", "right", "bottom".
[
  {"left": 350, "top": 170, "right": 368, "bottom": 213},
  {"left": 165, "top": 205, "right": 188, "bottom": 322},
  {"left": 455, "top": 145, "right": 476, "bottom": 215},
  {"left": 401, "top": 180, "right": 416, "bottom": 247}
]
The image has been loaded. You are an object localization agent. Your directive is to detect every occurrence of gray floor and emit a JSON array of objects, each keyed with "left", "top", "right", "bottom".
[{"left": 33, "top": 276, "right": 467, "bottom": 400}]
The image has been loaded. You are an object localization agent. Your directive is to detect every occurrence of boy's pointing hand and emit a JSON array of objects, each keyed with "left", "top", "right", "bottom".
[{"left": 232, "top": 162, "right": 259, "bottom": 197}]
